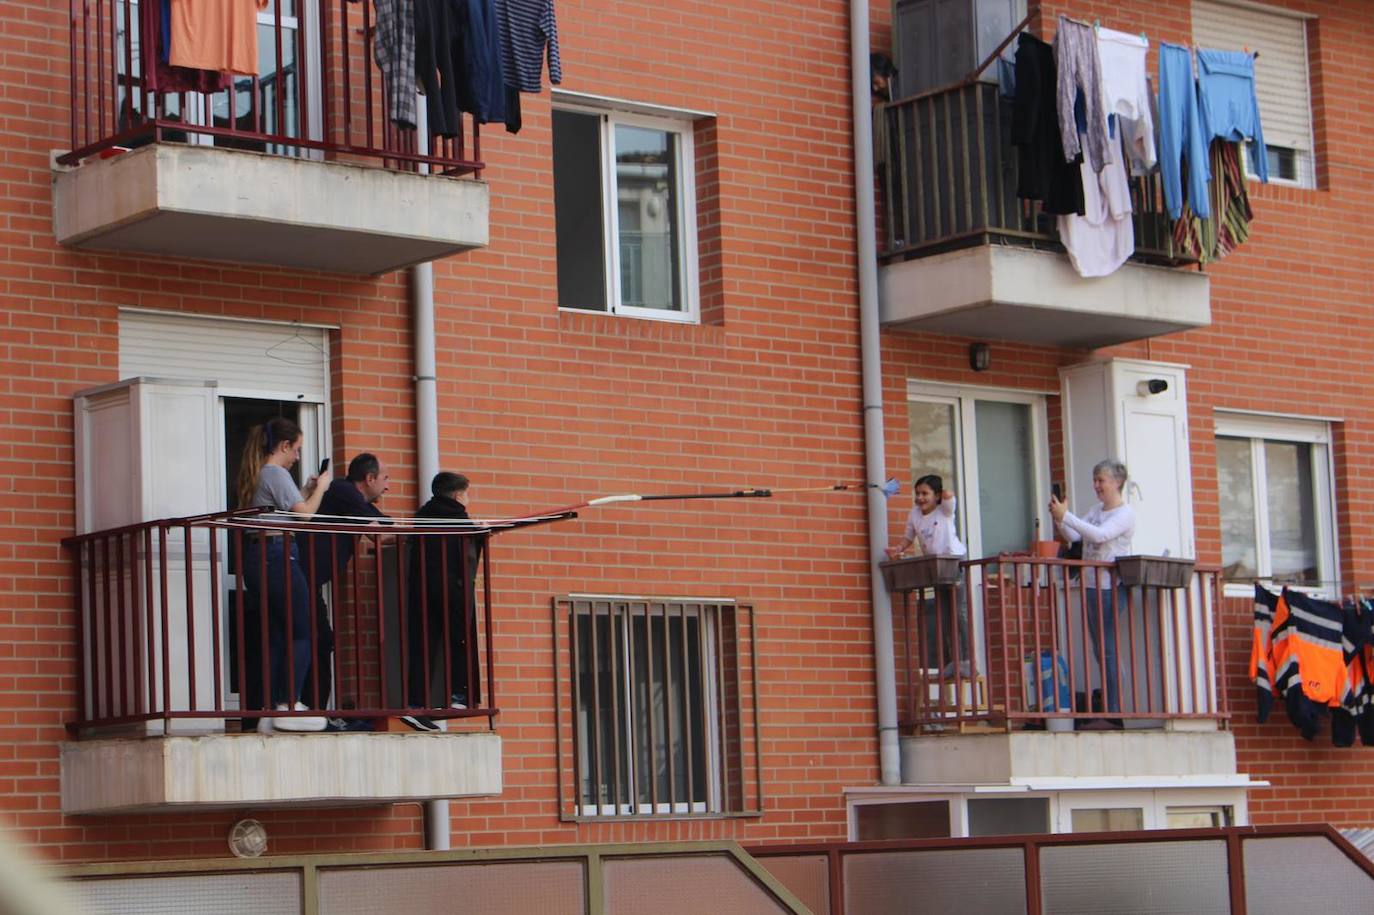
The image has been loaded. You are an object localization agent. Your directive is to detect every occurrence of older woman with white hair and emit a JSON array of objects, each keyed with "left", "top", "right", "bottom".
[{"left": 1048, "top": 459, "right": 1135, "bottom": 719}]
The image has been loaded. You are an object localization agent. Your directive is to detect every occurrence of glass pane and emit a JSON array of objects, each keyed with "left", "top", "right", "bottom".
[
  {"left": 844, "top": 848, "right": 1027, "bottom": 915},
  {"left": 1244, "top": 836, "right": 1374, "bottom": 912},
  {"left": 855, "top": 801, "right": 951, "bottom": 840},
  {"left": 967, "top": 797, "right": 1049, "bottom": 836},
  {"left": 1071, "top": 808, "right": 1145, "bottom": 833},
  {"left": 553, "top": 110, "right": 608, "bottom": 310},
  {"left": 631, "top": 608, "right": 708, "bottom": 810},
  {"left": 1041, "top": 840, "right": 1228, "bottom": 915},
  {"left": 614, "top": 125, "right": 682, "bottom": 311},
  {"left": 212, "top": 24, "right": 298, "bottom": 152},
  {"left": 574, "top": 609, "right": 629, "bottom": 809},
  {"left": 1166, "top": 806, "right": 1229, "bottom": 829},
  {"left": 974, "top": 400, "right": 1035, "bottom": 556},
  {"left": 1216, "top": 436, "right": 1258, "bottom": 580},
  {"left": 1265, "top": 440, "right": 1319, "bottom": 583},
  {"left": 907, "top": 400, "right": 958, "bottom": 498}
]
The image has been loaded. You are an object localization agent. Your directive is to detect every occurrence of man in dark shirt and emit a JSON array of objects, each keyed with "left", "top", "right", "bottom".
[
  {"left": 301, "top": 453, "right": 390, "bottom": 711},
  {"left": 405, "top": 472, "right": 482, "bottom": 725}
]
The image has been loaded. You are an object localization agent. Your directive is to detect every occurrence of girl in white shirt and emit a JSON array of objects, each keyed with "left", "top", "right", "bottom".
[
  {"left": 886, "top": 475, "right": 968, "bottom": 669},
  {"left": 886, "top": 474, "right": 967, "bottom": 559},
  {"left": 1049, "top": 459, "right": 1135, "bottom": 717}
]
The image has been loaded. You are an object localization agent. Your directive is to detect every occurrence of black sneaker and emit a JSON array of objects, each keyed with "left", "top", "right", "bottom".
[{"left": 400, "top": 713, "right": 439, "bottom": 732}]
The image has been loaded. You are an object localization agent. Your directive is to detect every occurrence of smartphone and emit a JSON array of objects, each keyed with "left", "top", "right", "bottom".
[
  {"left": 318, "top": 458, "right": 331, "bottom": 475},
  {"left": 1051, "top": 482, "right": 1063, "bottom": 501}
]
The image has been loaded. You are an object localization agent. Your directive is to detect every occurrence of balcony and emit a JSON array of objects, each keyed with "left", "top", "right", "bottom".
[
  {"left": 60, "top": 509, "right": 572, "bottom": 814},
  {"left": 52, "top": 2, "right": 488, "bottom": 275},
  {"left": 886, "top": 555, "right": 1241, "bottom": 790},
  {"left": 877, "top": 82, "right": 1211, "bottom": 348}
]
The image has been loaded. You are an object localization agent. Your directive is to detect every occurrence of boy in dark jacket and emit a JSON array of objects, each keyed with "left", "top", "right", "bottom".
[{"left": 406, "top": 472, "right": 482, "bottom": 718}]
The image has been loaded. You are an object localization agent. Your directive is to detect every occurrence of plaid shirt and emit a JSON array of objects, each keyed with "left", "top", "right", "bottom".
[{"left": 373, "top": 0, "right": 417, "bottom": 129}]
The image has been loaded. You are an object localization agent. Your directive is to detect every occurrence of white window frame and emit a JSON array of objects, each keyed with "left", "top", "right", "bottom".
[
  {"left": 574, "top": 602, "right": 722, "bottom": 818},
  {"left": 906, "top": 381, "right": 1053, "bottom": 560},
  {"left": 553, "top": 102, "right": 701, "bottom": 323},
  {"left": 1214, "top": 411, "right": 1338, "bottom": 598}
]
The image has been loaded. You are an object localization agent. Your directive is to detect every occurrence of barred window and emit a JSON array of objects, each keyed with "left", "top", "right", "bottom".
[{"left": 554, "top": 596, "right": 761, "bottom": 820}]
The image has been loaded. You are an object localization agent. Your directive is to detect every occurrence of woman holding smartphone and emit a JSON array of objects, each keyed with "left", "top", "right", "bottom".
[{"left": 236, "top": 417, "right": 332, "bottom": 732}]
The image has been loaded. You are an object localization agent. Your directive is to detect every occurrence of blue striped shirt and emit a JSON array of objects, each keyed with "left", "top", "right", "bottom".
[{"left": 496, "top": 0, "right": 562, "bottom": 92}]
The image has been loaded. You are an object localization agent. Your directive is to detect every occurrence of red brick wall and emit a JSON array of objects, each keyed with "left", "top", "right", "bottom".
[
  {"left": 3, "top": 0, "right": 1370, "bottom": 865},
  {"left": 0, "top": 0, "right": 898, "bottom": 863},
  {"left": 877, "top": 0, "right": 1374, "bottom": 826}
]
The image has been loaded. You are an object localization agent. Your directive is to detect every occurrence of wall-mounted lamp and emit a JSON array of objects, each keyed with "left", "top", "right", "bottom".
[
  {"left": 969, "top": 343, "right": 991, "bottom": 372},
  {"left": 1136, "top": 378, "right": 1169, "bottom": 396}
]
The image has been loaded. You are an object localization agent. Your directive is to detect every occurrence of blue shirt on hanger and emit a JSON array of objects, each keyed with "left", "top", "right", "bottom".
[{"left": 1196, "top": 48, "right": 1269, "bottom": 183}]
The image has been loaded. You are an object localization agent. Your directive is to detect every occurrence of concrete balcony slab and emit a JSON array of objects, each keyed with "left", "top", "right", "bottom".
[
  {"left": 53, "top": 144, "right": 488, "bottom": 275},
  {"left": 60, "top": 732, "right": 500, "bottom": 814},
  {"left": 880, "top": 245, "right": 1210, "bottom": 349}
]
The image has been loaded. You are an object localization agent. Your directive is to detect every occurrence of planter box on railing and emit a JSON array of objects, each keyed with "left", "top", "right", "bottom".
[
  {"left": 880, "top": 555, "right": 963, "bottom": 591},
  {"left": 1115, "top": 555, "right": 1196, "bottom": 588}
]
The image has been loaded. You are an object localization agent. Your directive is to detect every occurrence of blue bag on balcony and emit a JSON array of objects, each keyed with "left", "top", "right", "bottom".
[{"left": 1024, "top": 650, "right": 1072, "bottom": 713}]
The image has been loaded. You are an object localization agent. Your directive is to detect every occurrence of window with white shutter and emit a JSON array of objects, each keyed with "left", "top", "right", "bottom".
[{"left": 1192, "top": 0, "right": 1316, "bottom": 188}]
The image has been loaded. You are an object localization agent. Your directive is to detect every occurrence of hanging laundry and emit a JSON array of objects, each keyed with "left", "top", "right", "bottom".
[
  {"left": 1058, "top": 132, "right": 1134, "bottom": 277},
  {"left": 496, "top": 0, "right": 562, "bottom": 94},
  {"left": 453, "top": 0, "right": 508, "bottom": 125},
  {"left": 1173, "top": 140, "right": 1253, "bottom": 263},
  {"left": 1053, "top": 16, "right": 1112, "bottom": 174},
  {"left": 372, "top": 0, "right": 418, "bottom": 130},
  {"left": 1095, "top": 27, "right": 1155, "bottom": 175},
  {"left": 1249, "top": 584, "right": 1279, "bottom": 724},
  {"left": 141, "top": 0, "right": 233, "bottom": 97},
  {"left": 1157, "top": 42, "right": 1211, "bottom": 220},
  {"left": 1270, "top": 589, "right": 1351, "bottom": 741},
  {"left": 1011, "top": 33, "right": 1084, "bottom": 216},
  {"left": 415, "top": 0, "right": 461, "bottom": 137},
  {"left": 168, "top": 0, "right": 268, "bottom": 77},
  {"left": 1196, "top": 48, "right": 1269, "bottom": 182}
]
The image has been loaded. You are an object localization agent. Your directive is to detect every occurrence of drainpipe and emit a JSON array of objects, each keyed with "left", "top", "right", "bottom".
[
  {"left": 411, "top": 97, "right": 451, "bottom": 850},
  {"left": 849, "top": 0, "right": 900, "bottom": 786}
]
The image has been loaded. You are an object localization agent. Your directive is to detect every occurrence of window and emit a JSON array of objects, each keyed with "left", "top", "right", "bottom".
[
  {"left": 555, "top": 597, "right": 759, "bottom": 819},
  {"left": 967, "top": 798, "right": 1050, "bottom": 836},
  {"left": 1165, "top": 806, "right": 1233, "bottom": 829},
  {"left": 855, "top": 801, "right": 952, "bottom": 840},
  {"left": 1214, "top": 413, "right": 1337, "bottom": 593},
  {"left": 906, "top": 384, "right": 1051, "bottom": 559},
  {"left": 1192, "top": 0, "right": 1316, "bottom": 188},
  {"left": 552, "top": 106, "right": 700, "bottom": 321},
  {"left": 1071, "top": 808, "right": 1145, "bottom": 833}
]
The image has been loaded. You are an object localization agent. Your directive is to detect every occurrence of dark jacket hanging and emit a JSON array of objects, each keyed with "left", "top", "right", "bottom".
[{"left": 1010, "top": 33, "right": 1084, "bottom": 217}]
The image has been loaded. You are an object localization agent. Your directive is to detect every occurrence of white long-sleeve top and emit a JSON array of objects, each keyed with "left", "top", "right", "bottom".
[
  {"left": 1058, "top": 502, "right": 1135, "bottom": 588},
  {"left": 903, "top": 496, "right": 967, "bottom": 557}
]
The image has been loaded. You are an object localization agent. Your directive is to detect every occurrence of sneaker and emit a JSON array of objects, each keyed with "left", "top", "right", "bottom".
[
  {"left": 266, "top": 702, "right": 327, "bottom": 733},
  {"left": 450, "top": 694, "right": 467, "bottom": 710},
  {"left": 400, "top": 713, "right": 440, "bottom": 732}
]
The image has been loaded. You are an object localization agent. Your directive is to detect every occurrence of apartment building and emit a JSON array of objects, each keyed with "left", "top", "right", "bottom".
[{"left": 2, "top": 0, "right": 1374, "bottom": 909}]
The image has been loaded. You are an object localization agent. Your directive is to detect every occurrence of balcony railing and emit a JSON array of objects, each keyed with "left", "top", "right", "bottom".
[
  {"left": 63, "top": 508, "right": 573, "bottom": 734},
  {"left": 890, "top": 555, "right": 1227, "bottom": 733},
  {"left": 878, "top": 81, "right": 1192, "bottom": 267},
  {"left": 62, "top": 0, "right": 482, "bottom": 174}
]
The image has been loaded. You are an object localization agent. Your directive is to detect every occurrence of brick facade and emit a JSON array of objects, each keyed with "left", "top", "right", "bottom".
[{"left": 0, "top": 0, "right": 1370, "bottom": 865}]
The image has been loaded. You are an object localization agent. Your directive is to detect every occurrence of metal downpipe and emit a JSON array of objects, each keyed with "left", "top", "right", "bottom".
[{"left": 849, "top": 0, "right": 901, "bottom": 786}]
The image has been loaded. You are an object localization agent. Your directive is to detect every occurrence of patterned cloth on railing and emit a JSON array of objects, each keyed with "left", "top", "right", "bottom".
[
  {"left": 373, "top": 0, "right": 418, "bottom": 129},
  {"left": 1172, "top": 140, "right": 1253, "bottom": 264}
]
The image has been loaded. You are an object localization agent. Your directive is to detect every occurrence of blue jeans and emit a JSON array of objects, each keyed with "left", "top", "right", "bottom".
[
  {"left": 244, "top": 539, "right": 314, "bottom": 708},
  {"left": 1084, "top": 586, "right": 1125, "bottom": 714}
]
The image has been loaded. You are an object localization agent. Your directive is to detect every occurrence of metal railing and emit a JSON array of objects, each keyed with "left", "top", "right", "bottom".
[
  {"left": 878, "top": 81, "right": 1192, "bottom": 266},
  {"left": 749, "top": 824, "right": 1374, "bottom": 915},
  {"left": 891, "top": 556, "right": 1227, "bottom": 732},
  {"left": 63, "top": 508, "right": 573, "bottom": 733},
  {"left": 552, "top": 596, "right": 764, "bottom": 821},
  {"left": 63, "top": 0, "right": 483, "bottom": 174}
]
